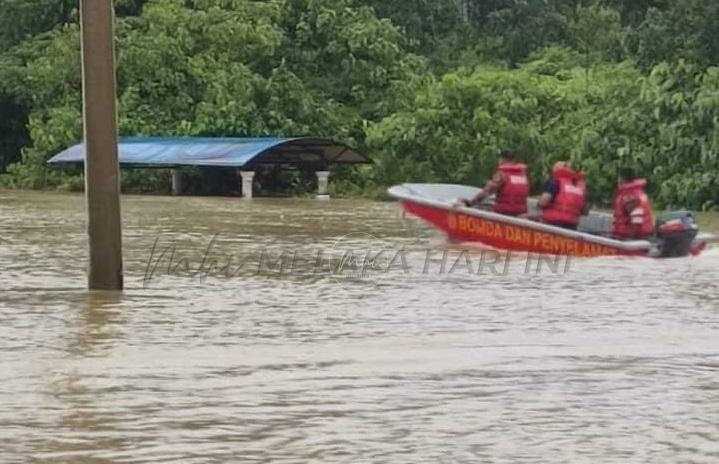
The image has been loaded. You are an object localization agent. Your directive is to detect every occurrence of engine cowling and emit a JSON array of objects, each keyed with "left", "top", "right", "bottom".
[{"left": 654, "top": 211, "right": 699, "bottom": 258}]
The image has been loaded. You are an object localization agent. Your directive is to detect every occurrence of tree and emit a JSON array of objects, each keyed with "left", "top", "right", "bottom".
[
  {"left": 626, "top": 0, "right": 719, "bottom": 70},
  {"left": 0, "top": 0, "right": 424, "bottom": 191},
  {"left": 569, "top": 3, "right": 624, "bottom": 85},
  {"left": 354, "top": 0, "right": 464, "bottom": 51}
]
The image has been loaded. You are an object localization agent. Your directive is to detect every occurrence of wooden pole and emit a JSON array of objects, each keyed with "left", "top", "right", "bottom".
[{"left": 81, "top": 0, "right": 124, "bottom": 290}]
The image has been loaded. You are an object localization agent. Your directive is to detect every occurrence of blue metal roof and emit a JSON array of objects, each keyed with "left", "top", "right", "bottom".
[{"left": 48, "top": 137, "right": 370, "bottom": 167}]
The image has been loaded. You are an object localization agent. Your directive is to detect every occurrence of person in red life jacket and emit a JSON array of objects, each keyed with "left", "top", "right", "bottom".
[
  {"left": 613, "top": 167, "right": 655, "bottom": 239},
  {"left": 461, "top": 150, "right": 530, "bottom": 216},
  {"left": 537, "top": 161, "right": 589, "bottom": 230}
]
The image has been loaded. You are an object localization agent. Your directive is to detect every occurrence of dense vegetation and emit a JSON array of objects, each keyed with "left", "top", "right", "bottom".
[{"left": 0, "top": 0, "right": 718, "bottom": 208}]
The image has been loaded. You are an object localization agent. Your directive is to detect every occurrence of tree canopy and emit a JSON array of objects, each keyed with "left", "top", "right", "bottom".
[{"left": 1, "top": 0, "right": 718, "bottom": 208}]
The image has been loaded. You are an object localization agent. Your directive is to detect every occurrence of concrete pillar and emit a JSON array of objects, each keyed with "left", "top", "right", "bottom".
[
  {"left": 81, "top": 0, "right": 123, "bottom": 290},
  {"left": 171, "top": 169, "right": 182, "bottom": 195},
  {"left": 240, "top": 171, "right": 255, "bottom": 198},
  {"left": 316, "top": 170, "right": 330, "bottom": 200}
]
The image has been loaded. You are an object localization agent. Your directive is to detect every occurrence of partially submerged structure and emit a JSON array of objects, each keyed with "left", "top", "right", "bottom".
[{"left": 48, "top": 137, "right": 371, "bottom": 198}]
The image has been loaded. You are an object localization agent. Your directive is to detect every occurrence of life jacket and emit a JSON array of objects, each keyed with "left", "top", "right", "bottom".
[
  {"left": 613, "top": 179, "right": 654, "bottom": 238},
  {"left": 494, "top": 162, "right": 529, "bottom": 215},
  {"left": 541, "top": 165, "right": 587, "bottom": 226}
]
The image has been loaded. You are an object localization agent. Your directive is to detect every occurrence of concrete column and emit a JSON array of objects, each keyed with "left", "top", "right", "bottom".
[
  {"left": 171, "top": 169, "right": 182, "bottom": 195},
  {"left": 240, "top": 171, "right": 255, "bottom": 199},
  {"left": 316, "top": 170, "right": 330, "bottom": 200},
  {"left": 81, "top": 0, "right": 123, "bottom": 290}
]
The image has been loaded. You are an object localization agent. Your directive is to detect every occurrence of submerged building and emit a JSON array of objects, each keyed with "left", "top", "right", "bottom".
[{"left": 48, "top": 136, "right": 371, "bottom": 198}]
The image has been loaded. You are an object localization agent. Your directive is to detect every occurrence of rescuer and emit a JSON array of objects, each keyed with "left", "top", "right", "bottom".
[
  {"left": 613, "top": 167, "right": 655, "bottom": 239},
  {"left": 461, "top": 149, "right": 529, "bottom": 216},
  {"left": 537, "top": 161, "right": 589, "bottom": 230}
]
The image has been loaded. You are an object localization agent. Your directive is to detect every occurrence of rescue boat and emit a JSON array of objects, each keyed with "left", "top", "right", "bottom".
[{"left": 388, "top": 183, "right": 717, "bottom": 258}]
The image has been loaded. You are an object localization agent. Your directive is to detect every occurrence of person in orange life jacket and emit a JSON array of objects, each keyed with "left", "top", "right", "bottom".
[
  {"left": 537, "top": 161, "right": 589, "bottom": 230},
  {"left": 613, "top": 167, "right": 654, "bottom": 239},
  {"left": 461, "top": 150, "right": 530, "bottom": 216}
]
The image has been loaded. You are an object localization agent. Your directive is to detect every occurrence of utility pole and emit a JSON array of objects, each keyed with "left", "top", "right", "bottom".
[{"left": 80, "top": 0, "right": 124, "bottom": 290}]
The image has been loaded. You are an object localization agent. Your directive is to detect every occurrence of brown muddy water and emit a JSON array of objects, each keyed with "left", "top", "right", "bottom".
[{"left": 1, "top": 190, "right": 718, "bottom": 463}]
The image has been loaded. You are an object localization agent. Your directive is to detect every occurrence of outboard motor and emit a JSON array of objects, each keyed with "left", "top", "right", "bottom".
[{"left": 653, "top": 210, "right": 699, "bottom": 257}]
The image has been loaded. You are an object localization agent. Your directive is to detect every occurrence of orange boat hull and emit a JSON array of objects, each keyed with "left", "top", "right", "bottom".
[{"left": 401, "top": 200, "right": 647, "bottom": 258}]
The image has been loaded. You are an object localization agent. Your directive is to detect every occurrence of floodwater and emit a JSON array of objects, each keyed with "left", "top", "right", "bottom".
[{"left": 1, "top": 190, "right": 718, "bottom": 463}]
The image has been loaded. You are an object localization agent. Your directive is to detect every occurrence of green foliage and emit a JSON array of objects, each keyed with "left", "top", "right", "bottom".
[
  {"left": 281, "top": 0, "right": 426, "bottom": 121},
  {"left": 0, "top": 0, "right": 147, "bottom": 51},
  {"left": 474, "top": 0, "right": 575, "bottom": 65},
  {"left": 1, "top": 105, "right": 81, "bottom": 189},
  {"left": 577, "top": 61, "right": 719, "bottom": 209},
  {"left": 0, "top": 0, "right": 425, "bottom": 190},
  {"left": 626, "top": 0, "right": 719, "bottom": 70},
  {"left": 367, "top": 53, "right": 719, "bottom": 209},
  {"left": 0, "top": 0, "right": 76, "bottom": 50},
  {"left": 121, "top": 168, "right": 172, "bottom": 194},
  {"left": 355, "top": 0, "right": 466, "bottom": 71},
  {"left": 366, "top": 54, "right": 636, "bottom": 196},
  {"left": 569, "top": 3, "right": 624, "bottom": 63},
  {"left": 357, "top": 0, "right": 463, "bottom": 48},
  {"left": 0, "top": 95, "right": 29, "bottom": 172},
  {"left": 1, "top": 0, "right": 719, "bottom": 209}
]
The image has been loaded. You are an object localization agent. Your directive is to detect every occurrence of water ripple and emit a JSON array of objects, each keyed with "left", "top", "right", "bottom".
[{"left": 0, "top": 190, "right": 718, "bottom": 463}]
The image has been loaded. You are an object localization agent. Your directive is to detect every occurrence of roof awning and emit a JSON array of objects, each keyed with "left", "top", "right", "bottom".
[{"left": 47, "top": 137, "right": 371, "bottom": 168}]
